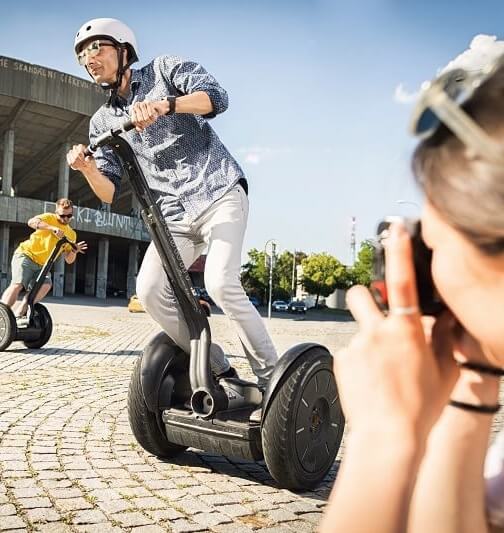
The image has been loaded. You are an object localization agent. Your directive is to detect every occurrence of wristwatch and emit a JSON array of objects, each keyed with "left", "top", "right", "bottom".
[{"left": 165, "top": 96, "right": 177, "bottom": 115}]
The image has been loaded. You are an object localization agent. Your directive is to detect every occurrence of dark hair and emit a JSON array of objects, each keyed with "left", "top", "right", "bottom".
[{"left": 412, "top": 67, "right": 504, "bottom": 255}]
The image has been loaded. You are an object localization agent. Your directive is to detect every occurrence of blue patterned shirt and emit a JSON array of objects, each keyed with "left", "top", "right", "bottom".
[{"left": 89, "top": 55, "right": 246, "bottom": 222}]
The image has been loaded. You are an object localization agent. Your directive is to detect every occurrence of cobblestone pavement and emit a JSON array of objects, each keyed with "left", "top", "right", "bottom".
[{"left": 0, "top": 298, "right": 358, "bottom": 532}]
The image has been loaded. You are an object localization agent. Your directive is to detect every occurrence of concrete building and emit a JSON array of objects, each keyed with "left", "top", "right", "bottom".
[{"left": 0, "top": 55, "right": 150, "bottom": 299}]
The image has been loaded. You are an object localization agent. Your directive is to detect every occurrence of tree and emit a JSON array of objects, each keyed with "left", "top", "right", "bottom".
[
  {"left": 241, "top": 249, "right": 309, "bottom": 304},
  {"left": 241, "top": 248, "right": 269, "bottom": 303},
  {"left": 301, "top": 253, "right": 346, "bottom": 307},
  {"left": 350, "top": 240, "right": 374, "bottom": 287}
]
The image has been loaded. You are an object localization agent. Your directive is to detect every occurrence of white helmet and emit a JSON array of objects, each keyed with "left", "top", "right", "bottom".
[{"left": 74, "top": 18, "right": 138, "bottom": 64}]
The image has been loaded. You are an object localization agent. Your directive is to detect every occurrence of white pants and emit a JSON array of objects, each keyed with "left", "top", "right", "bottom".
[{"left": 136, "top": 184, "right": 278, "bottom": 388}]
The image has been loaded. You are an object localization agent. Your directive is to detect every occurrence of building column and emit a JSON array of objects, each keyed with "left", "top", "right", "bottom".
[
  {"left": 52, "top": 260, "right": 65, "bottom": 298},
  {"left": 127, "top": 194, "right": 140, "bottom": 298},
  {"left": 58, "top": 142, "right": 70, "bottom": 199},
  {"left": 84, "top": 249, "right": 97, "bottom": 296},
  {"left": 65, "top": 260, "right": 76, "bottom": 295},
  {"left": 96, "top": 237, "right": 109, "bottom": 299},
  {"left": 50, "top": 143, "right": 72, "bottom": 299},
  {"left": 0, "top": 224, "right": 10, "bottom": 293},
  {"left": 127, "top": 242, "right": 139, "bottom": 298},
  {"left": 2, "top": 129, "right": 14, "bottom": 196}
]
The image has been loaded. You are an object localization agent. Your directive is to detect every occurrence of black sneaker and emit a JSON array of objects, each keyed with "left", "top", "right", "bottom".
[{"left": 215, "top": 366, "right": 239, "bottom": 380}]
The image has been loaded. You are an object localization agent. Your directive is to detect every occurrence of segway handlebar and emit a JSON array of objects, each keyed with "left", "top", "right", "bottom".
[{"left": 84, "top": 120, "right": 135, "bottom": 157}]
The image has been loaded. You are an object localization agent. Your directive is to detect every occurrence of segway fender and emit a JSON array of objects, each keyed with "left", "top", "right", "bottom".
[
  {"left": 261, "top": 342, "right": 330, "bottom": 427},
  {"left": 140, "top": 331, "right": 186, "bottom": 412}
]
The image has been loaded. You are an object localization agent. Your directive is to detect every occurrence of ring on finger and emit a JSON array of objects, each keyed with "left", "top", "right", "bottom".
[{"left": 389, "top": 305, "right": 419, "bottom": 316}]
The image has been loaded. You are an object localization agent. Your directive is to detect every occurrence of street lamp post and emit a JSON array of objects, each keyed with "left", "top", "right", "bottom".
[
  {"left": 264, "top": 239, "right": 277, "bottom": 320},
  {"left": 291, "top": 250, "right": 296, "bottom": 301}
]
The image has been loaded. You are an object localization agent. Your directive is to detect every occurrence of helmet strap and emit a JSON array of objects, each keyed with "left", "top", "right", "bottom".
[{"left": 105, "top": 46, "right": 126, "bottom": 107}]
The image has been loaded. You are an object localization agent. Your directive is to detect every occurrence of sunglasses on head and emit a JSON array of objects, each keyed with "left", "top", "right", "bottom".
[
  {"left": 410, "top": 53, "right": 504, "bottom": 165},
  {"left": 76, "top": 40, "right": 116, "bottom": 65}
]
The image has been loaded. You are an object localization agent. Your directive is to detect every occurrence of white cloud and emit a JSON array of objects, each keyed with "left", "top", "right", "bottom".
[
  {"left": 440, "top": 34, "right": 504, "bottom": 74},
  {"left": 393, "top": 83, "right": 419, "bottom": 104},
  {"left": 237, "top": 146, "right": 292, "bottom": 165},
  {"left": 394, "top": 34, "right": 504, "bottom": 105}
]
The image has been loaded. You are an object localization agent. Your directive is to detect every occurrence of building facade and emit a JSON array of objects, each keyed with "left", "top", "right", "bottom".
[{"left": 0, "top": 56, "right": 150, "bottom": 299}]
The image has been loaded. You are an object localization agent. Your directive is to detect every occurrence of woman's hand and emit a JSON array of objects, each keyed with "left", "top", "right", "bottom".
[{"left": 334, "top": 223, "right": 459, "bottom": 442}]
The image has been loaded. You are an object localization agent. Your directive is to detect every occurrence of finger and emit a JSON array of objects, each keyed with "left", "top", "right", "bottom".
[
  {"left": 385, "top": 222, "right": 419, "bottom": 313},
  {"left": 346, "top": 285, "right": 383, "bottom": 328}
]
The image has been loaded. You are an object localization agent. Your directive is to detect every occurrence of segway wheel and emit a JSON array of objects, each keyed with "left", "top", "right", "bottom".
[
  {"left": 23, "top": 303, "right": 53, "bottom": 349},
  {"left": 128, "top": 355, "right": 187, "bottom": 458},
  {"left": 0, "top": 303, "right": 16, "bottom": 351},
  {"left": 262, "top": 346, "right": 344, "bottom": 490}
]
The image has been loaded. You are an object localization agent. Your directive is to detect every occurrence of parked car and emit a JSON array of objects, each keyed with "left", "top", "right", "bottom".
[
  {"left": 272, "top": 300, "right": 289, "bottom": 312},
  {"left": 288, "top": 300, "right": 307, "bottom": 314},
  {"left": 248, "top": 296, "right": 260, "bottom": 307},
  {"left": 194, "top": 286, "right": 214, "bottom": 306}
]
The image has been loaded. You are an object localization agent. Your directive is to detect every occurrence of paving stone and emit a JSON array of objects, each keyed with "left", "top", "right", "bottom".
[
  {"left": 96, "top": 498, "right": 132, "bottom": 514},
  {"left": 75, "top": 525, "right": 123, "bottom": 533},
  {"left": 192, "top": 511, "right": 232, "bottom": 527},
  {"left": 147, "top": 508, "right": 184, "bottom": 521},
  {"left": 113, "top": 511, "right": 155, "bottom": 527},
  {"left": 169, "top": 519, "right": 208, "bottom": 532},
  {"left": 130, "top": 527, "right": 166, "bottom": 533},
  {"left": 131, "top": 496, "right": 167, "bottom": 510},
  {"left": 0, "top": 515, "right": 26, "bottom": 529},
  {"left": 25, "top": 507, "right": 61, "bottom": 523},
  {"left": 47, "top": 488, "right": 84, "bottom": 499},
  {"left": 72, "top": 509, "right": 108, "bottom": 524},
  {"left": 284, "top": 519, "right": 317, "bottom": 532},
  {"left": 55, "top": 497, "right": 93, "bottom": 512},
  {"left": 0, "top": 503, "right": 17, "bottom": 516},
  {"left": 36, "top": 523, "right": 74, "bottom": 533},
  {"left": 265, "top": 508, "right": 299, "bottom": 523},
  {"left": 174, "top": 496, "right": 212, "bottom": 515},
  {"left": 17, "top": 496, "right": 52, "bottom": 509},
  {"left": 212, "top": 525, "right": 255, "bottom": 533},
  {"left": 219, "top": 504, "right": 253, "bottom": 518}
]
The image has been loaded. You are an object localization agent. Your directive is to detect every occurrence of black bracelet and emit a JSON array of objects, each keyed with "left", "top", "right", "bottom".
[
  {"left": 449, "top": 399, "right": 501, "bottom": 414},
  {"left": 165, "top": 96, "right": 177, "bottom": 115},
  {"left": 457, "top": 361, "right": 504, "bottom": 377}
]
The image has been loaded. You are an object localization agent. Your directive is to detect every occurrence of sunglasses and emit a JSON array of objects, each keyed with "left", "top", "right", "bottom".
[
  {"left": 58, "top": 213, "right": 73, "bottom": 220},
  {"left": 410, "top": 53, "right": 504, "bottom": 165},
  {"left": 76, "top": 40, "right": 116, "bottom": 65}
]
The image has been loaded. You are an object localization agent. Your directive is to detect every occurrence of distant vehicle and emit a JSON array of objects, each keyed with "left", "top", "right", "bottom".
[
  {"left": 272, "top": 300, "right": 289, "bottom": 312},
  {"left": 194, "top": 287, "right": 214, "bottom": 306},
  {"left": 248, "top": 296, "right": 260, "bottom": 307},
  {"left": 288, "top": 300, "right": 307, "bottom": 314}
]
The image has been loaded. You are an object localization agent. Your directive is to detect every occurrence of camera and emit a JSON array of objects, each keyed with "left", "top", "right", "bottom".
[{"left": 370, "top": 216, "right": 446, "bottom": 316}]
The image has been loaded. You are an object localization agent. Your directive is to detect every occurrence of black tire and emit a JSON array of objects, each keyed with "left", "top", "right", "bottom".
[
  {"left": 23, "top": 303, "right": 53, "bottom": 349},
  {"left": 262, "top": 347, "right": 345, "bottom": 490},
  {"left": 0, "top": 303, "right": 16, "bottom": 351},
  {"left": 128, "top": 355, "right": 187, "bottom": 458}
]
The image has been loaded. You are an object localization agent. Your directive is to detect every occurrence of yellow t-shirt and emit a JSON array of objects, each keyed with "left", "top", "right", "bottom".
[{"left": 17, "top": 213, "right": 77, "bottom": 266}]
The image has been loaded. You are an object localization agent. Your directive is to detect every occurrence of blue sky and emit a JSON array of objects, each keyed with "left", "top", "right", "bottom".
[{"left": 2, "top": 0, "right": 504, "bottom": 263}]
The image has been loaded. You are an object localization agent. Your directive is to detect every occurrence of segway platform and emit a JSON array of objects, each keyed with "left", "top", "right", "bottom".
[{"left": 163, "top": 407, "right": 263, "bottom": 461}]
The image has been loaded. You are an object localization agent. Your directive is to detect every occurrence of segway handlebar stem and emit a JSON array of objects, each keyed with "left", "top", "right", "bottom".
[{"left": 84, "top": 120, "right": 226, "bottom": 413}]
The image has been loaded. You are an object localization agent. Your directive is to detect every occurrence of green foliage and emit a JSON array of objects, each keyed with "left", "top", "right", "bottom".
[
  {"left": 301, "top": 253, "right": 347, "bottom": 307},
  {"left": 349, "top": 240, "right": 374, "bottom": 287},
  {"left": 241, "top": 249, "right": 307, "bottom": 303}
]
